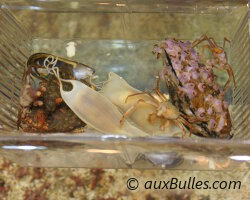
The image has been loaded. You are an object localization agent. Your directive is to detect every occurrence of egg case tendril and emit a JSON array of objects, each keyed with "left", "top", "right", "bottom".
[{"left": 17, "top": 54, "right": 95, "bottom": 132}]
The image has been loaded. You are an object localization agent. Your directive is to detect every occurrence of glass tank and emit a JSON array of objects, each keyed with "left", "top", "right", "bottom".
[{"left": 0, "top": 0, "right": 249, "bottom": 169}]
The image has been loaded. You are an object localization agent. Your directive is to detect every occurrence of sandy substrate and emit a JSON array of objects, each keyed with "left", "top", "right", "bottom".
[{"left": 0, "top": 156, "right": 249, "bottom": 200}]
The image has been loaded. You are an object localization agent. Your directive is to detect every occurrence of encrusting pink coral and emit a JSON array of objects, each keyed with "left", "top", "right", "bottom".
[{"left": 153, "top": 37, "right": 233, "bottom": 138}]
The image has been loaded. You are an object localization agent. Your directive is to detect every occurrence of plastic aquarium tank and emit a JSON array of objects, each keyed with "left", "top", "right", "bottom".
[{"left": 0, "top": 0, "right": 249, "bottom": 169}]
